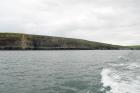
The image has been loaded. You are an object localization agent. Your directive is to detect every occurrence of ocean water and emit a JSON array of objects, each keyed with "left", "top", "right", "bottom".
[{"left": 0, "top": 50, "right": 139, "bottom": 93}]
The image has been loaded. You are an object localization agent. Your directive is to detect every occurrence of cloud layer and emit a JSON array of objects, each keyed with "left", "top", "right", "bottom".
[{"left": 0, "top": 0, "right": 140, "bottom": 45}]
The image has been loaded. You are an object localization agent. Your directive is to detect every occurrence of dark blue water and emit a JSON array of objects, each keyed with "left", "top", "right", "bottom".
[{"left": 0, "top": 50, "right": 139, "bottom": 93}]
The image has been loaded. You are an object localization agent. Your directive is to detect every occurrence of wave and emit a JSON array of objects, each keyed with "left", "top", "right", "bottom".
[{"left": 100, "top": 62, "right": 140, "bottom": 93}]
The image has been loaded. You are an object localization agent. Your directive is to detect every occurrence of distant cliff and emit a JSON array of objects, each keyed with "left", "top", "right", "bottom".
[
  {"left": 0, "top": 33, "right": 134, "bottom": 50},
  {"left": 126, "top": 45, "right": 140, "bottom": 50}
]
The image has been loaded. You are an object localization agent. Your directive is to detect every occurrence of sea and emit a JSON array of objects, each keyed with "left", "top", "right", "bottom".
[{"left": 0, "top": 50, "right": 139, "bottom": 93}]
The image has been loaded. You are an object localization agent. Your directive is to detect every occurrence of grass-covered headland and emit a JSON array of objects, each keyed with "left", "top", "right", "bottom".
[{"left": 0, "top": 33, "right": 139, "bottom": 50}]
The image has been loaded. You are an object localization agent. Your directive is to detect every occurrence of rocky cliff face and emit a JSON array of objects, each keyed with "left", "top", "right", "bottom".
[
  {"left": 0, "top": 33, "right": 21, "bottom": 49},
  {"left": 0, "top": 33, "right": 125, "bottom": 50}
]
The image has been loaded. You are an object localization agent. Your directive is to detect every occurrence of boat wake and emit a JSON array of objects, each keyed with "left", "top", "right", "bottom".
[{"left": 100, "top": 56, "right": 140, "bottom": 93}]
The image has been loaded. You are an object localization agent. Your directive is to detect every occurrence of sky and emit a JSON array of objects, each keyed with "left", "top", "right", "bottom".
[{"left": 0, "top": 0, "right": 140, "bottom": 45}]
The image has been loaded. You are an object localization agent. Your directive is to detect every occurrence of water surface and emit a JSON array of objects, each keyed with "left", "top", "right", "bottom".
[{"left": 0, "top": 50, "right": 139, "bottom": 93}]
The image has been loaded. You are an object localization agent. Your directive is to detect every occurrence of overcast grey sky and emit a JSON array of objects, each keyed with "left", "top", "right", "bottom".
[{"left": 0, "top": 0, "right": 140, "bottom": 45}]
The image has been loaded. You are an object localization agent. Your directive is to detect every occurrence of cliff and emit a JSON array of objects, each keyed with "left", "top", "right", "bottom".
[
  {"left": 0, "top": 33, "right": 130, "bottom": 50},
  {"left": 126, "top": 45, "right": 140, "bottom": 50}
]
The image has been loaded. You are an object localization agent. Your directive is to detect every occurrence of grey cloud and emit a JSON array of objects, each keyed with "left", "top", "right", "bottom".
[{"left": 0, "top": 0, "right": 140, "bottom": 45}]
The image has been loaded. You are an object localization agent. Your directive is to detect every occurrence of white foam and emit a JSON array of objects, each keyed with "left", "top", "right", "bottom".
[
  {"left": 101, "top": 67, "right": 140, "bottom": 93},
  {"left": 127, "top": 63, "right": 140, "bottom": 69}
]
